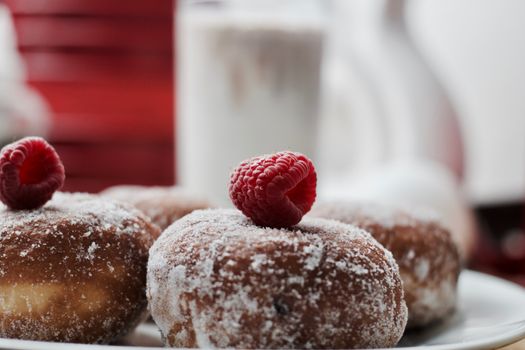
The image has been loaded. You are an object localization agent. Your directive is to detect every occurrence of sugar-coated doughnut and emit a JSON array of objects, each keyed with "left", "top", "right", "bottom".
[
  {"left": 0, "top": 192, "right": 160, "bottom": 343},
  {"left": 309, "top": 201, "right": 461, "bottom": 328},
  {"left": 147, "top": 209, "right": 407, "bottom": 349},
  {"left": 101, "top": 185, "right": 211, "bottom": 230}
]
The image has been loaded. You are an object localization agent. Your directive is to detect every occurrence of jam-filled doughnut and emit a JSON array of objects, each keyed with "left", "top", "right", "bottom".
[
  {"left": 0, "top": 192, "right": 160, "bottom": 343},
  {"left": 147, "top": 209, "right": 407, "bottom": 349},
  {"left": 101, "top": 185, "right": 211, "bottom": 230},
  {"left": 310, "top": 201, "right": 461, "bottom": 328}
]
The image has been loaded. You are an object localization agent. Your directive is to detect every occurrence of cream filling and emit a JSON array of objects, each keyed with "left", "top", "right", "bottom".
[{"left": 0, "top": 283, "right": 107, "bottom": 315}]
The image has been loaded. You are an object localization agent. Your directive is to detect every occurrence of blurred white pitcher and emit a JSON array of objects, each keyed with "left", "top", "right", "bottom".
[
  {"left": 176, "top": 0, "right": 326, "bottom": 206},
  {"left": 0, "top": 5, "right": 49, "bottom": 144}
]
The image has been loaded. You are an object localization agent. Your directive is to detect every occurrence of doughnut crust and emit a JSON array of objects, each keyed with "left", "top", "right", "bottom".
[
  {"left": 101, "top": 185, "right": 211, "bottom": 230},
  {"left": 0, "top": 192, "right": 160, "bottom": 343},
  {"left": 147, "top": 209, "right": 407, "bottom": 349},
  {"left": 309, "top": 202, "right": 461, "bottom": 328}
]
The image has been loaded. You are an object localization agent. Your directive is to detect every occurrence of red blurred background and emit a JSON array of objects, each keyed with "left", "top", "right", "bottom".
[{"left": 4, "top": 0, "right": 175, "bottom": 192}]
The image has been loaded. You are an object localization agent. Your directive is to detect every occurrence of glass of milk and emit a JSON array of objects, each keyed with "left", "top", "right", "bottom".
[{"left": 176, "top": 0, "right": 326, "bottom": 205}]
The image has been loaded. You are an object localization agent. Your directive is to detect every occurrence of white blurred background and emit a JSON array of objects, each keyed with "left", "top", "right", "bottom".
[{"left": 408, "top": 0, "right": 525, "bottom": 205}]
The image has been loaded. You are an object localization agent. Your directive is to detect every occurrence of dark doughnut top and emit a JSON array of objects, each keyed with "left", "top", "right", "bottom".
[
  {"left": 309, "top": 201, "right": 461, "bottom": 328},
  {"left": 0, "top": 192, "right": 160, "bottom": 343},
  {"left": 101, "top": 185, "right": 211, "bottom": 230},
  {"left": 148, "top": 208, "right": 407, "bottom": 348}
]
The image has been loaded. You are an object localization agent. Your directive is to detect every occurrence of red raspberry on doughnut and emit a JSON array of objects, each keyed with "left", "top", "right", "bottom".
[
  {"left": 229, "top": 151, "right": 317, "bottom": 228},
  {"left": 0, "top": 137, "right": 65, "bottom": 210}
]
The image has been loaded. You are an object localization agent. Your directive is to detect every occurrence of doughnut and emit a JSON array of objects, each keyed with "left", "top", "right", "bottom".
[
  {"left": 0, "top": 192, "right": 160, "bottom": 343},
  {"left": 147, "top": 209, "right": 407, "bottom": 349},
  {"left": 100, "top": 185, "right": 211, "bottom": 230},
  {"left": 309, "top": 201, "right": 461, "bottom": 328}
]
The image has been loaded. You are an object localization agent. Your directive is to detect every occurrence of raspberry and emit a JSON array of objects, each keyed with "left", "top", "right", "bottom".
[
  {"left": 0, "top": 137, "right": 65, "bottom": 210},
  {"left": 229, "top": 151, "right": 317, "bottom": 228}
]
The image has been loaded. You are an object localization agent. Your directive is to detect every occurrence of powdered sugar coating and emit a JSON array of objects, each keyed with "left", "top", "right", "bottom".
[
  {"left": 309, "top": 201, "right": 461, "bottom": 328},
  {"left": 0, "top": 192, "right": 160, "bottom": 343},
  {"left": 101, "top": 185, "right": 212, "bottom": 230},
  {"left": 147, "top": 209, "right": 407, "bottom": 349}
]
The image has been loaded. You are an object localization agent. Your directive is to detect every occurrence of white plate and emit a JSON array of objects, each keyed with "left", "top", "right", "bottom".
[{"left": 1, "top": 270, "right": 525, "bottom": 350}]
